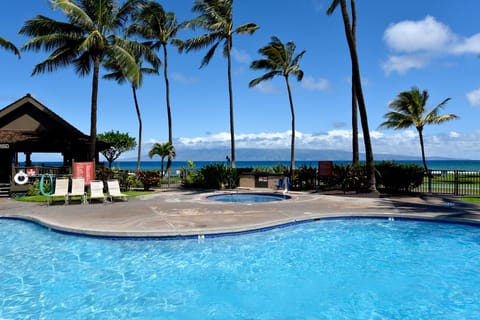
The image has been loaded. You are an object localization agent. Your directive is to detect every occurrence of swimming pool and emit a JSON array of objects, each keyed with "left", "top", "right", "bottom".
[
  {"left": 1, "top": 218, "right": 480, "bottom": 319},
  {"left": 207, "top": 192, "right": 290, "bottom": 203}
]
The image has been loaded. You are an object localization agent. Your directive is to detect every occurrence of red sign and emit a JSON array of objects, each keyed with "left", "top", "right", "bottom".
[
  {"left": 73, "top": 162, "right": 94, "bottom": 186},
  {"left": 318, "top": 161, "right": 333, "bottom": 177},
  {"left": 26, "top": 168, "right": 37, "bottom": 176}
]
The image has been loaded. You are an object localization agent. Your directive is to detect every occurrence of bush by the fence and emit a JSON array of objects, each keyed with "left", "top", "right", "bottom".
[{"left": 375, "top": 161, "right": 424, "bottom": 192}]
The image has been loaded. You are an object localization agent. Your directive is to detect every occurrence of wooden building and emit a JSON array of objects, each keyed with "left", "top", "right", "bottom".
[{"left": 0, "top": 94, "right": 108, "bottom": 194}]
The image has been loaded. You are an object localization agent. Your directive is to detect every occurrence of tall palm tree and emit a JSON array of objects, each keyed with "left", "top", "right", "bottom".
[
  {"left": 148, "top": 142, "right": 176, "bottom": 178},
  {"left": 327, "top": 0, "right": 358, "bottom": 164},
  {"left": 379, "top": 87, "right": 459, "bottom": 173},
  {"left": 103, "top": 49, "right": 159, "bottom": 172},
  {"left": 0, "top": 36, "right": 20, "bottom": 58},
  {"left": 249, "top": 36, "right": 305, "bottom": 176},
  {"left": 127, "top": 1, "right": 183, "bottom": 175},
  {"left": 19, "top": 0, "right": 145, "bottom": 162},
  {"left": 183, "top": 0, "right": 259, "bottom": 168},
  {"left": 327, "top": 0, "right": 377, "bottom": 192}
]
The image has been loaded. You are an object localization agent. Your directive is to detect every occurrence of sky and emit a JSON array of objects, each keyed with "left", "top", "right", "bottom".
[{"left": 1, "top": 0, "right": 480, "bottom": 161}]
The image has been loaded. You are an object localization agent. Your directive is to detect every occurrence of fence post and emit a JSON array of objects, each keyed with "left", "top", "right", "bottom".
[
  {"left": 428, "top": 170, "right": 432, "bottom": 193},
  {"left": 454, "top": 170, "right": 459, "bottom": 196}
]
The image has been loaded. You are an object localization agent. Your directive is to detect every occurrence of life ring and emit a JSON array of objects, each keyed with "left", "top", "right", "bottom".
[
  {"left": 14, "top": 171, "right": 29, "bottom": 185},
  {"left": 40, "top": 173, "right": 54, "bottom": 196}
]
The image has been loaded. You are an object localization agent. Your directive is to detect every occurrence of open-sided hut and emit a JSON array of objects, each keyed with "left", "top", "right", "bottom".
[{"left": 0, "top": 94, "right": 108, "bottom": 195}]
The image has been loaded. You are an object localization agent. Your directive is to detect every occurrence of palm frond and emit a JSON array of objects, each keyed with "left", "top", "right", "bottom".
[{"left": 0, "top": 36, "right": 20, "bottom": 57}]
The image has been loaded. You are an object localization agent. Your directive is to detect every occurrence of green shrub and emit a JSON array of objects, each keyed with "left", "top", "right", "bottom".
[
  {"left": 136, "top": 170, "right": 160, "bottom": 191},
  {"left": 376, "top": 161, "right": 424, "bottom": 192},
  {"left": 182, "top": 163, "right": 238, "bottom": 189}
]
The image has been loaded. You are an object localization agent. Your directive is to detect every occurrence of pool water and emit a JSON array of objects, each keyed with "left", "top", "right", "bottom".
[
  {"left": 207, "top": 192, "right": 289, "bottom": 202},
  {"left": 1, "top": 218, "right": 480, "bottom": 319}
]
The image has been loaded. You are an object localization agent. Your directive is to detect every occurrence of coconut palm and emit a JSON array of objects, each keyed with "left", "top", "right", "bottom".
[
  {"left": 127, "top": 1, "right": 183, "bottom": 175},
  {"left": 327, "top": 0, "right": 358, "bottom": 164},
  {"left": 379, "top": 87, "right": 459, "bottom": 173},
  {"left": 19, "top": 0, "right": 145, "bottom": 161},
  {"left": 249, "top": 36, "right": 305, "bottom": 176},
  {"left": 148, "top": 142, "right": 176, "bottom": 178},
  {"left": 183, "top": 0, "right": 259, "bottom": 168},
  {"left": 103, "top": 49, "right": 159, "bottom": 172},
  {"left": 326, "top": 0, "right": 376, "bottom": 192},
  {"left": 0, "top": 36, "right": 20, "bottom": 58}
]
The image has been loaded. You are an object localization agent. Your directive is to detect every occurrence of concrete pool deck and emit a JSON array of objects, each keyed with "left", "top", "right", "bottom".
[{"left": 1, "top": 189, "right": 480, "bottom": 237}]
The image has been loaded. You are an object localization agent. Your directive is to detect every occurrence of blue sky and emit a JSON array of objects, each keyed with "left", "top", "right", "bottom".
[{"left": 1, "top": 0, "right": 480, "bottom": 160}]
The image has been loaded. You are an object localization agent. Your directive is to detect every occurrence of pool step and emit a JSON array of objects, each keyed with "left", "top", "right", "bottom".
[{"left": 0, "top": 183, "right": 10, "bottom": 197}]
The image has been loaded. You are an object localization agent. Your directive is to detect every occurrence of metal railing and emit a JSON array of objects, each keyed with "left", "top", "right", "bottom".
[{"left": 413, "top": 170, "right": 480, "bottom": 196}]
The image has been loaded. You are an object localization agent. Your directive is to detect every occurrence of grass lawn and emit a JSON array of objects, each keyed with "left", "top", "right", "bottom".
[
  {"left": 461, "top": 196, "right": 480, "bottom": 204},
  {"left": 15, "top": 190, "right": 156, "bottom": 203}
]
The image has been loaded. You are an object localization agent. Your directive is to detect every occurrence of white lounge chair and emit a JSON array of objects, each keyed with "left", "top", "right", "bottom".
[
  {"left": 69, "top": 177, "right": 86, "bottom": 204},
  {"left": 48, "top": 178, "right": 69, "bottom": 205},
  {"left": 107, "top": 179, "right": 127, "bottom": 202},
  {"left": 89, "top": 180, "right": 106, "bottom": 203}
]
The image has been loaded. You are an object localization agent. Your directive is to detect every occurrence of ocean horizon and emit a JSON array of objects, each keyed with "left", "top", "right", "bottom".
[
  {"left": 100, "top": 160, "right": 480, "bottom": 173},
  {"left": 25, "top": 160, "right": 480, "bottom": 175}
]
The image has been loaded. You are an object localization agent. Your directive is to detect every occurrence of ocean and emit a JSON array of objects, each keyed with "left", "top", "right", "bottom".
[{"left": 107, "top": 160, "right": 480, "bottom": 173}]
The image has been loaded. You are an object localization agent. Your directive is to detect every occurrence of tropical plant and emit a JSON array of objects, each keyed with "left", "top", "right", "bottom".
[
  {"left": 183, "top": 0, "right": 259, "bottom": 168},
  {"left": 379, "top": 87, "right": 459, "bottom": 173},
  {"left": 97, "top": 130, "right": 136, "bottom": 168},
  {"left": 327, "top": 0, "right": 358, "bottom": 164},
  {"left": 148, "top": 142, "right": 176, "bottom": 178},
  {"left": 0, "top": 36, "right": 20, "bottom": 58},
  {"left": 249, "top": 36, "right": 305, "bottom": 176},
  {"left": 326, "top": 0, "right": 377, "bottom": 192},
  {"left": 19, "top": 0, "right": 146, "bottom": 161},
  {"left": 127, "top": 1, "right": 184, "bottom": 176},
  {"left": 103, "top": 47, "right": 159, "bottom": 171}
]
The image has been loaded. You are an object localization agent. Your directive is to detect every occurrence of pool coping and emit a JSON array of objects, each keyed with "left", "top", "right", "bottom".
[{"left": 1, "top": 189, "right": 480, "bottom": 238}]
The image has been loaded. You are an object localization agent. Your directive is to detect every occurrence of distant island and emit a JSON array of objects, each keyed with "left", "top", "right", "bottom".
[{"left": 123, "top": 146, "right": 457, "bottom": 162}]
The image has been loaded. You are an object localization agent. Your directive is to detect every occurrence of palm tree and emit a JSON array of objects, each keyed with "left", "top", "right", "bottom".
[
  {"left": 103, "top": 50, "right": 159, "bottom": 172},
  {"left": 148, "top": 142, "right": 176, "bottom": 178},
  {"left": 183, "top": 0, "right": 259, "bottom": 168},
  {"left": 327, "top": 0, "right": 358, "bottom": 164},
  {"left": 0, "top": 36, "right": 20, "bottom": 58},
  {"left": 127, "top": 1, "right": 183, "bottom": 175},
  {"left": 19, "top": 0, "right": 145, "bottom": 162},
  {"left": 249, "top": 36, "right": 305, "bottom": 176},
  {"left": 326, "top": 0, "right": 377, "bottom": 192},
  {"left": 379, "top": 87, "right": 459, "bottom": 173}
]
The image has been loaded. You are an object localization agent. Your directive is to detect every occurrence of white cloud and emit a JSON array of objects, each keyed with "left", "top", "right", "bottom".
[
  {"left": 382, "top": 15, "right": 480, "bottom": 75},
  {"left": 171, "top": 72, "right": 198, "bottom": 84},
  {"left": 301, "top": 76, "right": 331, "bottom": 91},
  {"left": 171, "top": 128, "right": 480, "bottom": 158},
  {"left": 231, "top": 48, "right": 251, "bottom": 64},
  {"left": 382, "top": 54, "right": 430, "bottom": 75},
  {"left": 451, "top": 34, "right": 480, "bottom": 54},
  {"left": 251, "top": 81, "right": 278, "bottom": 94},
  {"left": 384, "top": 16, "right": 455, "bottom": 53},
  {"left": 466, "top": 88, "right": 480, "bottom": 106}
]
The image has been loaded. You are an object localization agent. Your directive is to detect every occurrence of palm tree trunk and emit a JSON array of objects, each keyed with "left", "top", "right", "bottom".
[
  {"left": 350, "top": 0, "right": 359, "bottom": 165},
  {"left": 417, "top": 128, "right": 429, "bottom": 173},
  {"left": 89, "top": 55, "right": 101, "bottom": 162},
  {"left": 285, "top": 76, "right": 295, "bottom": 176},
  {"left": 163, "top": 44, "right": 173, "bottom": 178},
  {"left": 132, "top": 86, "right": 142, "bottom": 172},
  {"left": 339, "top": 0, "right": 377, "bottom": 192},
  {"left": 226, "top": 37, "right": 236, "bottom": 168},
  {"left": 352, "top": 83, "right": 359, "bottom": 164}
]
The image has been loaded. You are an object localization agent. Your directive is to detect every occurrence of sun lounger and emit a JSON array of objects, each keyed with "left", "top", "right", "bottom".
[
  {"left": 68, "top": 177, "right": 86, "bottom": 204},
  {"left": 89, "top": 180, "right": 106, "bottom": 203},
  {"left": 107, "top": 179, "right": 127, "bottom": 202},
  {"left": 48, "top": 178, "right": 69, "bottom": 205}
]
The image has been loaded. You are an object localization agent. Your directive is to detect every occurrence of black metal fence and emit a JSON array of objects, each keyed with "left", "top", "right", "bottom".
[{"left": 413, "top": 170, "right": 480, "bottom": 196}]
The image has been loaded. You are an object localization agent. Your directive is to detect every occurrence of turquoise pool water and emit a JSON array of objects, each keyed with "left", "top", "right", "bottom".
[
  {"left": 1, "top": 218, "right": 480, "bottom": 319},
  {"left": 207, "top": 193, "right": 289, "bottom": 203}
]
